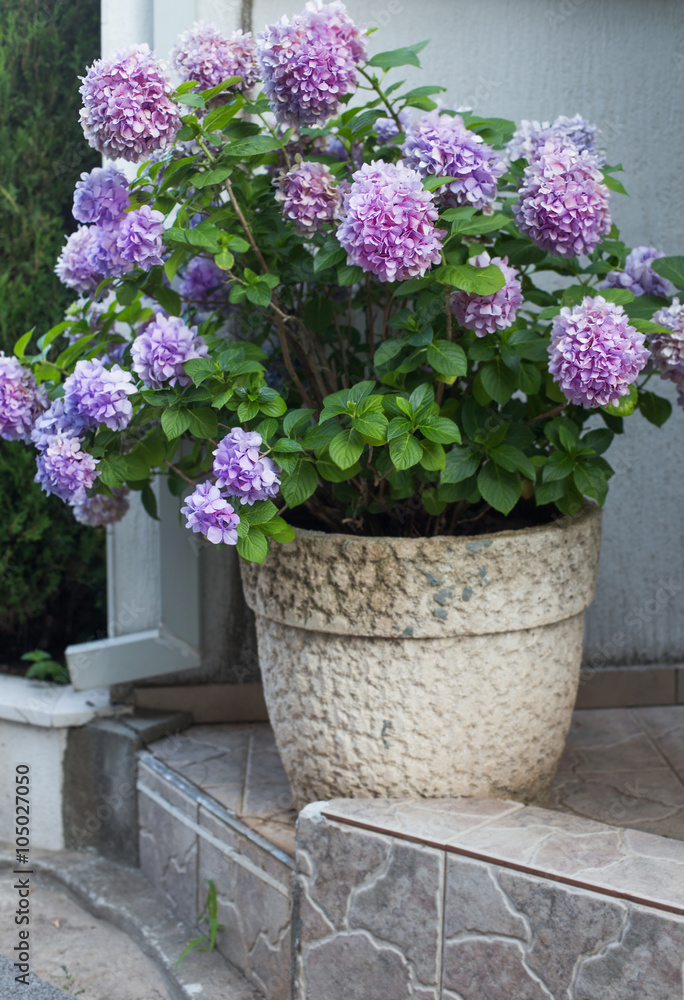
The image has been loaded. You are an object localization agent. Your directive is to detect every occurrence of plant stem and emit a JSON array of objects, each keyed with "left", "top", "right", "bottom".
[
  {"left": 526, "top": 403, "right": 566, "bottom": 426},
  {"left": 164, "top": 461, "right": 197, "bottom": 487},
  {"left": 224, "top": 179, "right": 269, "bottom": 273},
  {"left": 365, "top": 274, "right": 375, "bottom": 360},
  {"left": 382, "top": 286, "right": 392, "bottom": 341},
  {"left": 357, "top": 67, "right": 402, "bottom": 129}
]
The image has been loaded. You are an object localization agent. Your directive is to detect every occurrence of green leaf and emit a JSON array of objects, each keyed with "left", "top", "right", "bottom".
[
  {"left": 237, "top": 400, "right": 259, "bottom": 421},
  {"left": 489, "top": 444, "right": 536, "bottom": 480},
  {"left": 368, "top": 40, "right": 429, "bottom": 69},
  {"left": 202, "top": 101, "right": 242, "bottom": 133},
  {"left": 535, "top": 476, "right": 568, "bottom": 506},
  {"left": 436, "top": 263, "right": 505, "bottom": 295},
  {"left": 603, "top": 383, "right": 638, "bottom": 417},
  {"left": 426, "top": 340, "right": 467, "bottom": 378},
  {"left": 516, "top": 362, "right": 542, "bottom": 395},
  {"left": 98, "top": 454, "right": 127, "bottom": 489},
  {"left": 441, "top": 445, "right": 481, "bottom": 484},
  {"left": 192, "top": 165, "right": 233, "bottom": 188},
  {"left": 317, "top": 457, "right": 361, "bottom": 482},
  {"left": 581, "top": 428, "right": 614, "bottom": 454},
  {"left": 184, "top": 357, "right": 216, "bottom": 385},
  {"left": 280, "top": 460, "right": 318, "bottom": 507},
  {"left": 284, "top": 408, "right": 315, "bottom": 436},
  {"left": 542, "top": 451, "right": 575, "bottom": 482},
  {"left": 313, "top": 236, "right": 346, "bottom": 273},
  {"left": 389, "top": 432, "right": 423, "bottom": 471},
  {"left": 573, "top": 463, "right": 609, "bottom": 505},
  {"left": 260, "top": 516, "right": 296, "bottom": 543},
  {"left": 186, "top": 407, "right": 218, "bottom": 439},
  {"left": 448, "top": 212, "right": 510, "bottom": 236},
  {"left": 420, "top": 438, "right": 446, "bottom": 471},
  {"left": 214, "top": 249, "right": 234, "bottom": 270},
  {"left": 329, "top": 428, "right": 364, "bottom": 468},
  {"left": 479, "top": 359, "right": 517, "bottom": 406},
  {"left": 301, "top": 419, "right": 339, "bottom": 450},
  {"left": 337, "top": 263, "right": 364, "bottom": 285},
  {"left": 422, "top": 175, "right": 457, "bottom": 192},
  {"left": 13, "top": 330, "right": 33, "bottom": 359},
  {"left": 237, "top": 527, "right": 269, "bottom": 563},
  {"left": 477, "top": 462, "right": 521, "bottom": 515},
  {"left": 602, "top": 173, "right": 628, "bottom": 196},
  {"left": 651, "top": 255, "right": 684, "bottom": 290},
  {"left": 240, "top": 499, "right": 278, "bottom": 524},
  {"left": 418, "top": 416, "right": 462, "bottom": 444},
  {"left": 161, "top": 407, "right": 192, "bottom": 440},
  {"left": 201, "top": 77, "right": 242, "bottom": 101},
  {"left": 374, "top": 338, "right": 406, "bottom": 367},
  {"left": 176, "top": 92, "right": 206, "bottom": 108},
  {"left": 638, "top": 390, "right": 672, "bottom": 427},
  {"left": 271, "top": 438, "right": 304, "bottom": 455},
  {"left": 141, "top": 483, "right": 159, "bottom": 520},
  {"left": 259, "top": 395, "right": 287, "bottom": 417},
  {"left": 352, "top": 411, "right": 388, "bottom": 443},
  {"left": 422, "top": 486, "right": 447, "bottom": 515},
  {"left": 225, "top": 135, "right": 284, "bottom": 158}
]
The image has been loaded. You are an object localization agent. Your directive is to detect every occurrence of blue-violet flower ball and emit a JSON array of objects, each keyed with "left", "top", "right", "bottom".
[
  {"left": 31, "top": 400, "right": 88, "bottom": 451},
  {"left": 180, "top": 257, "right": 229, "bottom": 307},
  {"left": 402, "top": 111, "right": 504, "bottom": 212},
  {"left": 451, "top": 252, "right": 523, "bottom": 337},
  {"left": 171, "top": 23, "right": 259, "bottom": 92},
  {"left": 256, "top": 0, "right": 366, "bottom": 127},
  {"left": 650, "top": 298, "right": 684, "bottom": 404},
  {"left": 548, "top": 295, "right": 649, "bottom": 408},
  {"left": 72, "top": 166, "right": 130, "bottom": 228},
  {"left": 513, "top": 139, "right": 611, "bottom": 258},
  {"left": 116, "top": 206, "right": 165, "bottom": 271},
  {"left": 212, "top": 428, "right": 282, "bottom": 506},
  {"left": 34, "top": 433, "right": 100, "bottom": 504},
  {"left": 0, "top": 353, "right": 47, "bottom": 443},
  {"left": 276, "top": 160, "right": 340, "bottom": 233},
  {"left": 79, "top": 44, "right": 181, "bottom": 162},
  {"left": 73, "top": 487, "right": 130, "bottom": 527},
  {"left": 507, "top": 113, "right": 605, "bottom": 166},
  {"left": 181, "top": 481, "right": 241, "bottom": 545},
  {"left": 375, "top": 108, "right": 411, "bottom": 144},
  {"left": 131, "top": 314, "right": 209, "bottom": 389},
  {"left": 601, "top": 246, "right": 670, "bottom": 298},
  {"left": 55, "top": 226, "right": 105, "bottom": 295},
  {"left": 63, "top": 358, "right": 137, "bottom": 431},
  {"left": 336, "top": 160, "right": 445, "bottom": 283}
]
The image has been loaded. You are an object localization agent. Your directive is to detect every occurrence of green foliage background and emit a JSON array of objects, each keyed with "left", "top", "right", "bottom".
[{"left": 0, "top": 0, "right": 106, "bottom": 663}]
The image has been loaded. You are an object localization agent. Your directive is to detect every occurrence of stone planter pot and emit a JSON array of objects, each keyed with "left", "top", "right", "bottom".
[{"left": 241, "top": 503, "right": 601, "bottom": 809}]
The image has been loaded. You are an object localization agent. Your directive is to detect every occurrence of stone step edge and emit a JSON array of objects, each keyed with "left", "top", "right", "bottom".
[
  {"left": 138, "top": 749, "right": 295, "bottom": 871},
  {"left": 0, "top": 846, "right": 261, "bottom": 1000}
]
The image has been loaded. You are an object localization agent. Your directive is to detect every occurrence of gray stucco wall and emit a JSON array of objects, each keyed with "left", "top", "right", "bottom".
[{"left": 103, "top": 0, "right": 684, "bottom": 670}]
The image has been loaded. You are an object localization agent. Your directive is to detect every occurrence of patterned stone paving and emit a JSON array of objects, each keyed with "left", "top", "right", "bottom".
[{"left": 551, "top": 706, "right": 684, "bottom": 840}]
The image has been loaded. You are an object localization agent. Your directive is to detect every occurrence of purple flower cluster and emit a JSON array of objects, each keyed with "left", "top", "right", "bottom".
[
  {"left": 650, "top": 298, "right": 684, "bottom": 403},
  {"left": 181, "top": 482, "right": 241, "bottom": 544},
  {"left": 63, "top": 359, "right": 137, "bottom": 431},
  {"left": 116, "top": 206, "right": 165, "bottom": 270},
  {"left": 276, "top": 161, "right": 340, "bottom": 233},
  {"left": 257, "top": 0, "right": 366, "bottom": 126},
  {"left": 402, "top": 112, "right": 504, "bottom": 212},
  {"left": 131, "top": 314, "right": 209, "bottom": 389},
  {"left": 601, "top": 246, "right": 670, "bottom": 298},
  {"left": 55, "top": 227, "right": 104, "bottom": 295},
  {"left": 72, "top": 487, "right": 130, "bottom": 527},
  {"left": 34, "top": 433, "right": 100, "bottom": 504},
  {"left": 79, "top": 44, "right": 181, "bottom": 162},
  {"left": 0, "top": 353, "right": 46, "bottom": 443},
  {"left": 213, "top": 428, "right": 281, "bottom": 506},
  {"left": 507, "top": 113, "right": 605, "bottom": 166},
  {"left": 72, "top": 166, "right": 130, "bottom": 228},
  {"left": 336, "top": 161, "right": 445, "bottom": 283},
  {"left": 31, "top": 400, "right": 87, "bottom": 451},
  {"left": 451, "top": 252, "right": 523, "bottom": 337},
  {"left": 513, "top": 139, "right": 611, "bottom": 258},
  {"left": 548, "top": 296, "right": 649, "bottom": 408},
  {"left": 171, "top": 23, "right": 259, "bottom": 92},
  {"left": 179, "top": 257, "right": 228, "bottom": 306}
]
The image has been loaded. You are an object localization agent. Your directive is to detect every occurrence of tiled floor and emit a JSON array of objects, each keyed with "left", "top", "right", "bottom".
[
  {"left": 148, "top": 723, "right": 297, "bottom": 856},
  {"left": 146, "top": 706, "right": 684, "bottom": 859},
  {"left": 551, "top": 706, "right": 684, "bottom": 840}
]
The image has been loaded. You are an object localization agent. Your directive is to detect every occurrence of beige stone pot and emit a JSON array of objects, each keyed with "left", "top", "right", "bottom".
[{"left": 240, "top": 503, "right": 602, "bottom": 809}]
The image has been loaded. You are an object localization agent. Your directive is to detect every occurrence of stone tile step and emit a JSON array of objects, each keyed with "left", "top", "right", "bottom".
[{"left": 0, "top": 846, "right": 260, "bottom": 1000}]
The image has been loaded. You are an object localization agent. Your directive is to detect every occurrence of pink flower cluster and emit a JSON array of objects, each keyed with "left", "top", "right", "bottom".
[
  {"left": 451, "top": 253, "right": 523, "bottom": 337},
  {"left": 171, "top": 23, "right": 259, "bottom": 92}
]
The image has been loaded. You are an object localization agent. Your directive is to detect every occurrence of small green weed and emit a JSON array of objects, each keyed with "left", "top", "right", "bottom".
[
  {"left": 176, "top": 879, "right": 224, "bottom": 969},
  {"left": 21, "top": 650, "right": 70, "bottom": 684}
]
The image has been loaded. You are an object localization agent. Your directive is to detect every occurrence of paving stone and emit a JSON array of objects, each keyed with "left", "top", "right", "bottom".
[
  {"left": 444, "top": 855, "right": 527, "bottom": 940},
  {"left": 442, "top": 939, "right": 551, "bottom": 1000},
  {"left": 302, "top": 932, "right": 412, "bottom": 1000},
  {"left": 575, "top": 907, "right": 684, "bottom": 999},
  {"left": 498, "top": 869, "right": 627, "bottom": 997},
  {"left": 349, "top": 841, "right": 443, "bottom": 986}
]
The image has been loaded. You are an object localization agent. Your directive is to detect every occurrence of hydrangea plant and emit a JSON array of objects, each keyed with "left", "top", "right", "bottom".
[{"left": 4, "top": 3, "right": 683, "bottom": 563}]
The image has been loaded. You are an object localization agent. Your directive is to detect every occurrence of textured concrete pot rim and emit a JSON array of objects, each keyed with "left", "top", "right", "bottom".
[
  {"left": 284, "top": 499, "right": 599, "bottom": 550},
  {"left": 242, "top": 500, "right": 602, "bottom": 639}
]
